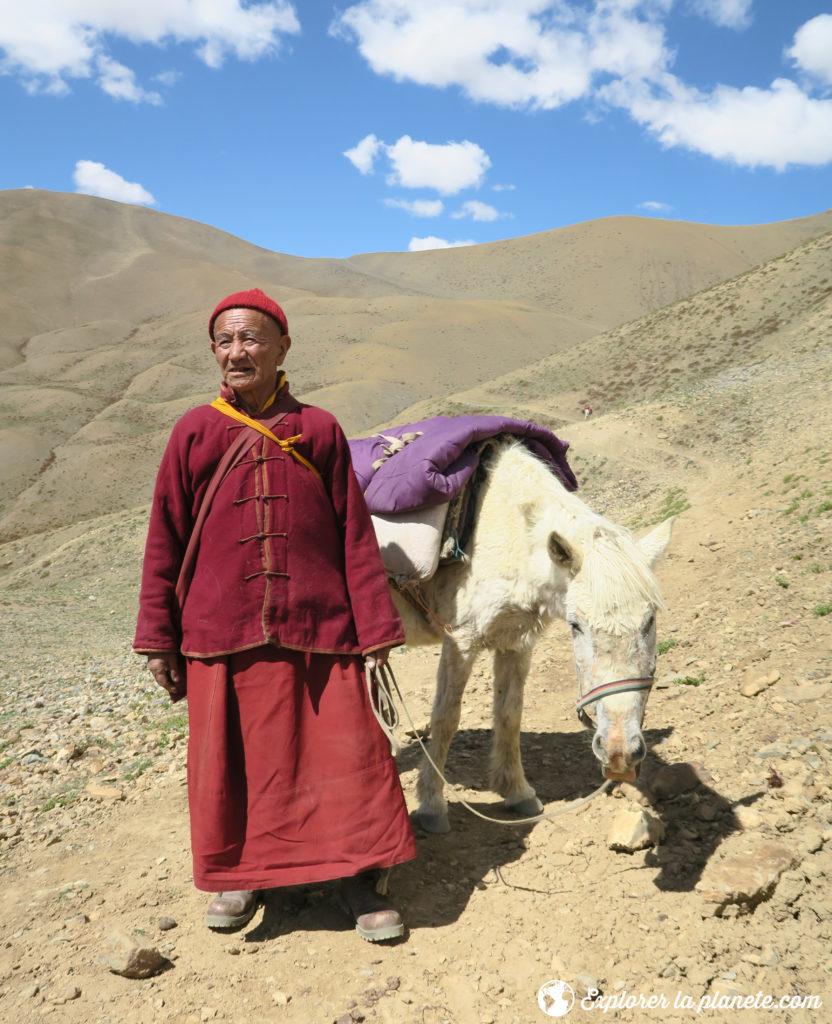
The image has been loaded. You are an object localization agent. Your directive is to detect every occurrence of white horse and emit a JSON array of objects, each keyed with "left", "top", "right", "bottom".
[{"left": 389, "top": 440, "right": 673, "bottom": 834}]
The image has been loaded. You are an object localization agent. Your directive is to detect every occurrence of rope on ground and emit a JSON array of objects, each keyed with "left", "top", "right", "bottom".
[{"left": 370, "top": 662, "right": 613, "bottom": 827}]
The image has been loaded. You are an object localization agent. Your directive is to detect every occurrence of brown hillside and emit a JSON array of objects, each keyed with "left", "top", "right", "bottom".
[
  {"left": 1, "top": 190, "right": 831, "bottom": 541},
  {"left": 0, "top": 207, "right": 830, "bottom": 1024},
  {"left": 402, "top": 229, "right": 832, "bottom": 436},
  {"left": 347, "top": 211, "right": 832, "bottom": 325}
]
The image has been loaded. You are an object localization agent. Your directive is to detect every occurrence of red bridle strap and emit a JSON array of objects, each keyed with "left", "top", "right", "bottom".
[{"left": 576, "top": 676, "right": 654, "bottom": 723}]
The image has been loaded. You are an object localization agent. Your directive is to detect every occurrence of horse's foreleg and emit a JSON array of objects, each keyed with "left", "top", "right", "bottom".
[
  {"left": 490, "top": 646, "right": 543, "bottom": 816},
  {"left": 416, "top": 636, "right": 476, "bottom": 834}
]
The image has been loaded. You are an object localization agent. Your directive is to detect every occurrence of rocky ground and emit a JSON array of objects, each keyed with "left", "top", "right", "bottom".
[{"left": 0, "top": 333, "right": 830, "bottom": 1023}]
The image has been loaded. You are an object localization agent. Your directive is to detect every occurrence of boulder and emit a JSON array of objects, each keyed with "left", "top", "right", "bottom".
[
  {"left": 104, "top": 929, "right": 169, "bottom": 979},
  {"left": 695, "top": 842, "right": 798, "bottom": 913},
  {"left": 85, "top": 780, "right": 124, "bottom": 801},
  {"left": 771, "top": 684, "right": 830, "bottom": 704},
  {"left": 740, "top": 668, "right": 780, "bottom": 697},
  {"left": 606, "top": 807, "right": 665, "bottom": 852}
]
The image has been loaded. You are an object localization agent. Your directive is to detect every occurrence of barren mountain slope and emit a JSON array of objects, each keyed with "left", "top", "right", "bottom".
[
  {"left": 399, "top": 230, "right": 832, "bottom": 436},
  {"left": 0, "top": 225, "right": 830, "bottom": 1023},
  {"left": 2, "top": 190, "right": 831, "bottom": 542},
  {"left": 347, "top": 212, "right": 832, "bottom": 322}
]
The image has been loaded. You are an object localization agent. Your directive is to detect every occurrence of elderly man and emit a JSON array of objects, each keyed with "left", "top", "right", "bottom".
[{"left": 134, "top": 288, "right": 416, "bottom": 941}]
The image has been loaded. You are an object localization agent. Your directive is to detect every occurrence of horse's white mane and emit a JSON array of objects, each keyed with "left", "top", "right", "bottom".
[
  {"left": 489, "top": 441, "right": 665, "bottom": 632},
  {"left": 575, "top": 521, "right": 665, "bottom": 632}
]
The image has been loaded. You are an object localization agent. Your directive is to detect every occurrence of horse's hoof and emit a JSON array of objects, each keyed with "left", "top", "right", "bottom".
[
  {"left": 505, "top": 796, "right": 543, "bottom": 817},
  {"left": 417, "top": 811, "right": 451, "bottom": 834}
]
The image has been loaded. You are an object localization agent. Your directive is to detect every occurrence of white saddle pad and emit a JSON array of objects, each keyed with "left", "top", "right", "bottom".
[{"left": 371, "top": 503, "right": 450, "bottom": 583}]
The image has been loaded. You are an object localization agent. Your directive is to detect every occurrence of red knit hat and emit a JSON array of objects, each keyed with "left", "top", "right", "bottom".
[{"left": 209, "top": 288, "right": 289, "bottom": 339}]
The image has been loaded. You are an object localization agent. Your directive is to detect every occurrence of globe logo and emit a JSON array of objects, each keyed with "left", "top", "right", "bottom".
[{"left": 537, "top": 979, "right": 575, "bottom": 1017}]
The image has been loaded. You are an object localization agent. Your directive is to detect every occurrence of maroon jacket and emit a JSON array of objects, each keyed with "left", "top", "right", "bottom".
[{"left": 134, "top": 387, "right": 404, "bottom": 659}]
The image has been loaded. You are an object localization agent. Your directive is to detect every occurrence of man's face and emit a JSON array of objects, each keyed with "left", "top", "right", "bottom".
[{"left": 211, "top": 307, "right": 290, "bottom": 408}]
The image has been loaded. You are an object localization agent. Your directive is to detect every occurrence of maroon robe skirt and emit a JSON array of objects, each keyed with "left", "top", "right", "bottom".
[{"left": 186, "top": 646, "right": 416, "bottom": 891}]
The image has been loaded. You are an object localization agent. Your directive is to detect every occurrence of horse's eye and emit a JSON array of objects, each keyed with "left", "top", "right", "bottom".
[
  {"left": 569, "top": 621, "right": 582, "bottom": 636},
  {"left": 643, "top": 614, "right": 655, "bottom": 634}
]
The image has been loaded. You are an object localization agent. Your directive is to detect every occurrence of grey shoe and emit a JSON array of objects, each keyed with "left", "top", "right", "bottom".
[
  {"left": 205, "top": 890, "right": 260, "bottom": 930},
  {"left": 339, "top": 872, "right": 405, "bottom": 942}
]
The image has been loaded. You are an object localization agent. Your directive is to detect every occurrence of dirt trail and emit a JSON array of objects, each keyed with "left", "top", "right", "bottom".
[{"left": 1, "top": 350, "right": 831, "bottom": 1024}]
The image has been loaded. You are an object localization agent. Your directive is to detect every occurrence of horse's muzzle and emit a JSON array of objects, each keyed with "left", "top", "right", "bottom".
[{"left": 593, "top": 729, "right": 646, "bottom": 782}]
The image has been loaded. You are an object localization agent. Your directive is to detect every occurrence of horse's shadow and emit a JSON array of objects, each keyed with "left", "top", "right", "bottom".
[
  {"left": 394, "top": 723, "right": 754, "bottom": 923},
  {"left": 236, "top": 724, "right": 757, "bottom": 941}
]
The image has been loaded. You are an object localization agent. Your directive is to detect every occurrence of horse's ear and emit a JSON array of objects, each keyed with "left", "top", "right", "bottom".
[
  {"left": 548, "top": 531, "right": 580, "bottom": 571},
  {"left": 637, "top": 516, "right": 674, "bottom": 569}
]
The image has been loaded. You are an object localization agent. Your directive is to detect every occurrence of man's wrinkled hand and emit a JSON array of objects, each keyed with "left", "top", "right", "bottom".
[
  {"left": 364, "top": 646, "right": 392, "bottom": 673},
  {"left": 147, "top": 653, "right": 186, "bottom": 702}
]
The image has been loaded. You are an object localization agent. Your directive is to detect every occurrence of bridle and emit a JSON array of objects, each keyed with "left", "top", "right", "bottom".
[{"left": 576, "top": 676, "right": 654, "bottom": 729}]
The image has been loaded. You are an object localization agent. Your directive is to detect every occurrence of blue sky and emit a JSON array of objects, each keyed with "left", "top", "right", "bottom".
[{"left": 1, "top": 1, "right": 831, "bottom": 258}]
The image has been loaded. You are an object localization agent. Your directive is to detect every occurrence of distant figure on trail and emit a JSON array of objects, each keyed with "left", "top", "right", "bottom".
[
  {"left": 134, "top": 288, "right": 415, "bottom": 942},
  {"left": 583, "top": 404, "right": 593, "bottom": 420}
]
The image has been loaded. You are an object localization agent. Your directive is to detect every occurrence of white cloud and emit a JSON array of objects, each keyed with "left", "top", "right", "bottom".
[
  {"left": 0, "top": 1, "right": 300, "bottom": 99},
  {"left": 687, "top": 1, "right": 752, "bottom": 30},
  {"left": 344, "top": 134, "right": 382, "bottom": 174},
  {"left": 154, "top": 69, "right": 183, "bottom": 87},
  {"left": 73, "top": 160, "right": 156, "bottom": 205},
  {"left": 604, "top": 73, "right": 832, "bottom": 170},
  {"left": 492, "top": 183, "right": 516, "bottom": 192},
  {"left": 333, "top": 0, "right": 672, "bottom": 111},
  {"left": 96, "top": 56, "right": 161, "bottom": 104},
  {"left": 335, "top": 3, "right": 832, "bottom": 173},
  {"left": 787, "top": 14, "right": 832, "bottom": 88},
  {"left": 452, "top": 199, "right": 501, "bottom": 221},
  {"left": 383, "top": 198, "right": 444, "bottom": 217},
  {"left": 346, "top": 134, "right": 491, "bottom": 194},
  {"left": 409, "top": 236, "right": 476, "bottom": 251},
  {"left": 386, "top": 136, "right": 490, "bottom": 193},
  {"left": 22, "top": 75, "right": 70, "bottom": 97},
  {"left": 639, "top": 200, "right": 672, "bottom": 212}
]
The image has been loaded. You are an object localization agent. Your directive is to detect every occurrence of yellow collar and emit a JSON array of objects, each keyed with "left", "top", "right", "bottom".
[
  {"left": 256, "top": 371, "right": 286, "bottom": 413},
  {"left": 210, "top": 387, "right": 320, "bottom": 480}
]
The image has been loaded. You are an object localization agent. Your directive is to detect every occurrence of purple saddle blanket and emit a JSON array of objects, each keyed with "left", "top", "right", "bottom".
[{"left": 348, "top": 415, "right": 577, "bottom": 515}]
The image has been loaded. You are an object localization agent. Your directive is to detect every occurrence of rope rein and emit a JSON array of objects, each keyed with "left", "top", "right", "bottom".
[{"left": 366, "top": 662, "right": 612, "bottom": 827}]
